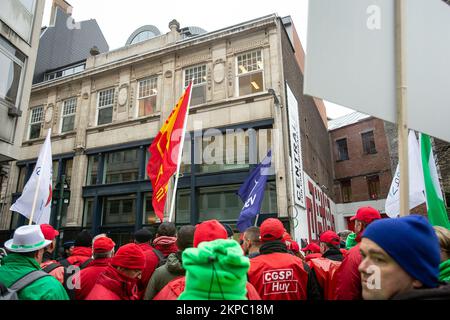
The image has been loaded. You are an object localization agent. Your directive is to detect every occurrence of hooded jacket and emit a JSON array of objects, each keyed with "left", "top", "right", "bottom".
[
  {"left": 65, "top": 247, "right": 92, "bottom": 267},
  {"left": 144, "top": 251, "right": 185, "bottom": 300},
  {"left": 178, "top": 239, "right": 250, "bottom": 300},
  {"left": 334, "top": 243, "right": 362, "bottom": 300},
  {"left": 346, "top": 232, "right": 358, "bottom": 250},
  {"left": 439, "top": 260, "right": 450, "bottom": 283},
  {"left": 85, "top": 265, "right": 139, "bottom": 300},
  {"left": 136, "top": 243, "right": 159, "bottom": 299},
  {"left": 0, "top": 253, "right": 69, "bottom": 300},
  {"left": 153, "top": 236, "right": 178, "bottom": 258},
  {"left": 152, "top": 276, "right": 261, "bottom": 300},
  {"left": 392, "top": 282, "right": 450, "bottom": 300},
  {"left": 74, "top": 257, "right": 111, "bottom": 300}
]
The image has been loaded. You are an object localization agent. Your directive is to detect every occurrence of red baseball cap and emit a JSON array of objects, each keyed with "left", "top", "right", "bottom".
[
  {"left": 319, "top": 231, "right": 340, "bottom": 246},
  {"left": 288, "top": 241, "right": 300, "bottom": 254},
  {"left": 93, "top": 237, "right": 115, "bottom": 253},
  {"left": 350, "top": 206, "right": 382, "bottom": 224},
  {"left": 40, "top": 224, "right": 59, "bottom": 241},
  {"left": 193, "top": 220, "right": 228, "bottom": 248},
  {"left": 301, "top": 242, "right": 321, "bottom": 253},
  {"left": 260, "top": 218, "right": 285, "bottom": 242}
]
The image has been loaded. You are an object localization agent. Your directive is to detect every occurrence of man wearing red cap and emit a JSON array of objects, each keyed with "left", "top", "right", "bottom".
[
  {"left": 40, "top": 224, "right": 65, "bottom": 284},
  {"left": 75, "top": 236, "right": 115, "bottom": 300},
  {"left": 86, "top": 243, "right": 145, "bottom": 300},
  {"left": 335, "top": 206, "right": 381, "bottom": 300},
  {"left": 247, "top": 218, "right": 313, "bottom": 300},
  {"left": 308, "top": 230, "right": 343, "bottom": 300},
  {"left": 153, "top": 220, "right": 261, "bottom": 300},
  {"left": 302, "top": 243, "right": 322, "bottom": 267}
]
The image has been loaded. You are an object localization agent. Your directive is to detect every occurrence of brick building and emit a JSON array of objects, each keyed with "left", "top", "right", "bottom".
[{"left": 329, "top": 112, "right": 393, "bottom": 230}]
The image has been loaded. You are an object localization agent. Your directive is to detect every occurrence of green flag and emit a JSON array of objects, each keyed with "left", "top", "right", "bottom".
[{"left": 420, "top": 133, "right": 450, "bottom": 229}]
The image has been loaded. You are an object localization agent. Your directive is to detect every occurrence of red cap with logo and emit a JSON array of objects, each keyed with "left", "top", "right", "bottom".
[
  {"left": 319, "top": 231, "right": 340, "bottom": 246},
  {"left": 40, "top": 224, "right": 59, "bottom": 241},
  {"left": 350, "top": 206, "right": 382, "bottom": 224}
]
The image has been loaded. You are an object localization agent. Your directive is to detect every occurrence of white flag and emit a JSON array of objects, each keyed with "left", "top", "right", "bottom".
[
  {"left": 11, "top": 129, "right": 53, "bottom": 224},
  {"left": 385, "top": 130, "right": 426, "bottom": 218}
]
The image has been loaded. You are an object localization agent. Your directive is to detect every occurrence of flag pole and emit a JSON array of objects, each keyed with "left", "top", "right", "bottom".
[
  {"left": 168, "top": 83, "right": 193, "bottom": 223},
  {"left": 395, "top": 0, "right": 409, "bottom": 216},
  {"left": 28, "top": 129, "right": 51, "bottom": 225}
]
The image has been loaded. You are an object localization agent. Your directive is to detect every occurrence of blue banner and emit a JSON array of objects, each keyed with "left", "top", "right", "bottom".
[{"left": 237, "top": 150, "right": 272, "bottom": 233}]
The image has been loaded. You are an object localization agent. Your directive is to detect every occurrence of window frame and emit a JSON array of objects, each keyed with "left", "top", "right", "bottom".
[
  {"left": 336, "top": 138, "right": 349, "bottom": 161},
  {"left": 367, "top": 175, "right": 380, "bottom": 200},
  {"left": 96, "top": 88, "right": 115, "bottom": 126},
  {"left": 60, "top": 97, "right": 77, "bottom": 133},
  {"left": 341, "top": 179, "right": 352, "bottom": 203},
  {"left": 361, "top": 130, "right": 377, "bottom": 155},
  {"left": 28, "top": 106, "right": 43, "bottom": 140},
  {"left": 235, "top": 49, "right": 265, "bottom": 97},
  {"left": 136, "top": 76, "right": 158, "bottom": 117},
  {"left": 183, "top": 64, "right": 207, "bottom": 106}
]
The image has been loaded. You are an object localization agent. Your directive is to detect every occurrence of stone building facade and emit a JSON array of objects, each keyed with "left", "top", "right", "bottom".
[{"left": 0, "top": 14, "right": 335, "bottom": 246}]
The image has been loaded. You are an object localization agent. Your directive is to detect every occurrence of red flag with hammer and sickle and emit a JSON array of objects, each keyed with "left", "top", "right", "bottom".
[{"left": 147, "top": 83, "right": 192, "bottom": 222}]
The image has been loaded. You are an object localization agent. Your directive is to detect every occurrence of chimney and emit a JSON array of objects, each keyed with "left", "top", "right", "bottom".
[
  {"left": 49, "top": 0, "right": 73, "bottom": 26},
  {"left": 167, "top": 19, "right": 181, "bottom": 44}
]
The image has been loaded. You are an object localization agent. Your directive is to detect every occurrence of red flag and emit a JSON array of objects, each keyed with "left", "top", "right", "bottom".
[{"left": 147, "top": 83, "right": 192, "bottom": 222}]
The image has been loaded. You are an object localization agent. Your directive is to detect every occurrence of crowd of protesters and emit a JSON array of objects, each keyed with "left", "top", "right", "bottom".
[{"left": 1, "top": 206, "right": 450, "bottom": 300}]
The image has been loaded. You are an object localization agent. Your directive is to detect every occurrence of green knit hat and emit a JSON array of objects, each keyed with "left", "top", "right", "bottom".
[{"left": 178, "top": 239, "right": 250, "bottom": 300}]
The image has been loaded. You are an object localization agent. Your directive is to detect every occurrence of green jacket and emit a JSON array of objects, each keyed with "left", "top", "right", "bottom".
[
  {"left": 439, "top": 259, "right": 450, "bottom": 283},
  {"left": 178, "top": 239, "right": 250, "bottom": 300},
  {"left": 0, "top": 253, "right": 69, "bottom": 300}
]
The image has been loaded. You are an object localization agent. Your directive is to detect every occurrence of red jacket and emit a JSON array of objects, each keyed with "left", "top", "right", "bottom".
[
  {"left": 305, "top": 253, "right": 323, "bottom": 268},
  {"left": 66, "top": 247, "right": 92, "bottom": 267},
  {"left": 334, "top": 244, "right": 362, "bottom": 300},
  {"left": 248, "top": 252, "right": 309, "bottom": 300},
  {"left": 85, "top": 266, "right": 139, "bottom": 300},
  {"left": 153, "top": 236, "right": 178, "bottom": 257},
  {"left": 153, "top": 276, "right": 261, "bottom": 300},
  {"left": 74, "top": 258, "right": 111, "bottom": 300},
  {"left": 309, "top": 257, "right": 342, "bottom": 300},
  {"left": 40, "top": 260, "right": 65, "bottom": 284},
  {"left": 136, "top": 243, "right": 160, "bottom": 299}
]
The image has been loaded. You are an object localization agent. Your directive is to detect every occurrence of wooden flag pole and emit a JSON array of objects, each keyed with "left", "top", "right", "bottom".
[
  {"left": 168, "top": 83, "right": 193, "bottom": 223},
  {"left": 29, "top": 129, "right": 51, "bottom": 225},
  {"left": 396, "top": 0, "right": 409, "bottom": 216}
]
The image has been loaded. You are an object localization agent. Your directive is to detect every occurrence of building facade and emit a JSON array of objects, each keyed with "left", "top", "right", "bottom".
[
  {"left": 0, "top": 13, "right": 336, "bottom": 247},
  {"left": 329, "top": 113, "right": 393, "bottom": 230},
  {"left": 0, "top": 0, "right": 45, "bottom": 232}
]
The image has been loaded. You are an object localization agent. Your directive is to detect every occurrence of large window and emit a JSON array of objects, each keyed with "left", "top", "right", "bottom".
[
  {"left": 237, "top": 50, "right": 264, "bottom": 96},
  {"left": 138, "top": 77, "right": 158, "bottom": 117},
  {"left": 143, "top": 193, "right": 157, "bottom": 225},
  {"left": 29, "top": 106, "right": 43, "bottom": 139},
  {"left": 103, "top": 194, "right": 136, "bottom": 226},
  {"left": 61, "top": 98, "right": 77, "bottom": 133},
  {"left": 44, "top": 64, "right": 85, "bottom": 82},
  {"left": 362, "top": 131, "right": 377, "bottom": 154},
  {"left": 175, "top": 189, "right": 191, "bottom": 224},
  {"left": 184, "top": 65, "right": 206, "bottom": 106},
  {"left": 198, "top": 128, "right": 271, "bottom": 174},
  {"left": 341, "top": 179, "right": 352, "bottom": 203},
  {"left": 104, "top": 149, "right": 139, "bottom": 184},
  {"left": 83, "top": 198, "right": 94, "bottom": 228},
  {"left": 336, "top": 138, "right": 349, "bottom": 161},
  {"left": 198, "top": 182, "right": 277, "bottom": 222},
  {"left": 0, "top": 37, "right": 25, "bottom": 110},
  {"left": 97, "top": 88, "right": 114, "bottom": 125},
  {"left": 86, "top": 155, "right": 100, "bottom": 186},
  {"left": 367, "top": 175, "right": 380, "bottom": 200}
]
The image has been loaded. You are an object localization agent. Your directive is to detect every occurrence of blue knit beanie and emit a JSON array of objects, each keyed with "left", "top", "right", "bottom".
[{"left": 362, "top": 215, "right": 440, "bottom": 288}]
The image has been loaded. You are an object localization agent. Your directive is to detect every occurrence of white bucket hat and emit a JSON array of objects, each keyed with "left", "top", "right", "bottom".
[{"left": 4, "top": 225, "right": 52, "bottom": 253}]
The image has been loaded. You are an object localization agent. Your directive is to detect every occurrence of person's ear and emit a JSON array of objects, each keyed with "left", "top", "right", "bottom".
[{"left": 412, "top": 279, "right": 423, "bottom": 289}]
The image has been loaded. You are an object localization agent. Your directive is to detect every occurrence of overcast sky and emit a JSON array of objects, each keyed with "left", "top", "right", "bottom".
[{"left": 42, "top": 0, "right": 354, "bottom": 119}]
